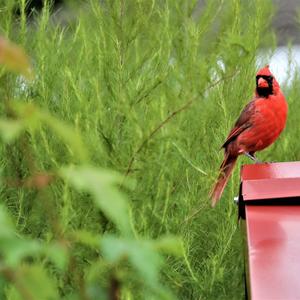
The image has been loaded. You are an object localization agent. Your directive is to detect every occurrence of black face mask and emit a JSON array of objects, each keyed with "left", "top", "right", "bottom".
[{"left": 256, "top": 75, "right": 273, "bottom": 97}]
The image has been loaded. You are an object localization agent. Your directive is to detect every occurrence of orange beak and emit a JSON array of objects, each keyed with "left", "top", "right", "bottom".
[{"left": 258, "top": 77, "right": 269, "bottom": 88}]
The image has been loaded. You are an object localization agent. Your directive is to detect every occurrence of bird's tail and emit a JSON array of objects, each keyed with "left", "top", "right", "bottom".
[{"left": 210, "top": 153, "right": 237, "bottom": 207}]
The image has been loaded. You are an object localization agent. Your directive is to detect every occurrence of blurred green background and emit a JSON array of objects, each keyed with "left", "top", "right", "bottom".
[{"left": 0, "top": 0, "right": 299, "bottom": 299}]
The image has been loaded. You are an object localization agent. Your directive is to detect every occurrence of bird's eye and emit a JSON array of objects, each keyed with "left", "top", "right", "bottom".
[{"left": 256, "top": 75, "right": 273, "bottom": 81}]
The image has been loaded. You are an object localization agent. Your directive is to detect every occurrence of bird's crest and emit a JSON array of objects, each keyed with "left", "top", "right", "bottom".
[{"left": 256, "top": 65, "right": 273, "bottom": 77}]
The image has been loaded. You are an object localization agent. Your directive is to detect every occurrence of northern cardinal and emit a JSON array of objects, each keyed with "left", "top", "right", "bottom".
[{"left": 210, "top": 65, "right": 288, "bottom": 206}]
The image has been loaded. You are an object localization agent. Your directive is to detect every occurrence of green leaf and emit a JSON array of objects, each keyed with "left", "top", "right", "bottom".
[
  {"left": 0, "top": 119, "right": 25, "bottom": 143},
  {"left": 100, "top": 236, "right": 180, "bottom": 298},
  {"left": 40, "top": 111, "right": 89, "bottom": 162},
  {"left": 3, "top": 239, "right": 42, "bottom": 268},
  {"left": 60, "top": 166, "right": 132, "bottom": 236},
  {"left": 6, "top": 264, "right": 59, "bottom": 300},
  {"left": 0, "top": 37, "right": 33, "bottom": 79},
  {"left": 0, "top": 205, "right": 15, "bottom": 238},
  {"left": 44, "top": 242, "right": 69, "bottom": 271},
  {"left": 101, "top": 236, "right": 163, "bottom": 287},
  {"left": 2, "top": 239, "right": 68, "bottom": 270},
  {"left": 0, "top": 205, "right": 66, "bottom": 269},
  {"left": 0, "top": 206, "right": 41, "bottom": 267},
  {"left": 11, "top": 102, "right": 89, "bottom": 162},
  {"left": 153, "top": 236, "right": 183, "bottom": 257},
  {"left": 72, "top": 230, "right": 101, "bottom": 248}
]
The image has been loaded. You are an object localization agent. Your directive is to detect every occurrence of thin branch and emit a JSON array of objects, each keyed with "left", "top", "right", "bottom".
[
  {"left": 124, "top": 71, "right": 238, "bottom": 176},
  {"left": 4, "top": 172, "right": 55, "bottom": 189},
  {"left": 109, "top": 275, "right": 120, "bottom": 300},
  {"left": 135, "top": 79, "right": 163, "bottom": 104}
]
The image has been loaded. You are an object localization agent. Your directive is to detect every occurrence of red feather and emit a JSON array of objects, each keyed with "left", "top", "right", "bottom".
[{"left": 210, "top": 66, "right": 288, "bottom": 206}]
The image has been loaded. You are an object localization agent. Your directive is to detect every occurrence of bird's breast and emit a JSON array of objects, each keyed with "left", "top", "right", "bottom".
[{"left": 237, "top": 95, "right": 287, "bottom": 152}]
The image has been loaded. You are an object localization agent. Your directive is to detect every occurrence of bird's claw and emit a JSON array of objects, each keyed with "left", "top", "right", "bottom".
[{"left": 244, "top": 152, "right": 263, "bottom": 164}]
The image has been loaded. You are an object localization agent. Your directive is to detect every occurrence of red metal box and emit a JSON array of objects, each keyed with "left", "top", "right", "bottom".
[{"left": 239, "top": 162, "right": 300, "bottom": 300}]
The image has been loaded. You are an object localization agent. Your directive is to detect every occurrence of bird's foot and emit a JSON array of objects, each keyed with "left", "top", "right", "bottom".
[{"left": 244, "top": 152, "right": 263, "bottom": 164}]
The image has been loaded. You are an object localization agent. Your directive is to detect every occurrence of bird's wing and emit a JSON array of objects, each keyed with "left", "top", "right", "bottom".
[{"left": 221, "top": 100, "right": 256, "bottom": 148}]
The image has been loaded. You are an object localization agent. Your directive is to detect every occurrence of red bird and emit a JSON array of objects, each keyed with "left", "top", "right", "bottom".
[{"left": 211, "top": 65, "right": 288, "bottom": 206}]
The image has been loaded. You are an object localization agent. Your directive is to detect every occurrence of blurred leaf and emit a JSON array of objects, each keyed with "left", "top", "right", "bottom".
[
  {"left": 62, "top": 293, "right": 81, "bottom": 300},
  {"left": 3, "top": 239, "right": 42, "bottom": 268},
  {"left": 0, "top": 119, "right": 25, "bottom": 143},
  {"left": 3, "top": 238, "right": 68, "bottom": 270},
  {"left": 0, "top": 206, "right": 41, "bottom": 267},
  {"left": 60, "top": 166, "right": 132, "bottom": 236},
  {"left": 101, "top": 236, "right": 163, "bottom": 287},
  {"left": 6, "top": 264, "right": 59, "bottom": 300},
  {"left": 45, "top": 242, "right": 69, "bottom": 271},
  {"left": 10, "top": 102, "right": 89, "bottom": 161},
  {"left": 72, "top": 230, "right": 101, "bottom": 248},
  {"left": 0, "top": 205, "right": 15, "bottom": 238},
  {"left": 0, "top": 206, "right": 66, "bottom": 270},
  {"left": 40, "top": 111, "right": 89, "bottom": 162},
  {"left": 86, "top": 285, "right": 109, "bottom": 300},
  {"left": 0, "top": 207, "right": 34, "bottom": 266},
  {"left": 0, "top": 37, "right": 33, "bottom": 79},
  {"left": 100, "top": 236, "right": 181, "bottom": 298},
  {"left": 10, "top": 102, "right": 42, "bottom": 130},
  {"left": 153, "top": 236, "right": 183, "bottom": 257}
]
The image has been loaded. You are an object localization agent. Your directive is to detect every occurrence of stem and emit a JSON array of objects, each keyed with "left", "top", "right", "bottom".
[{"left": 124, "top": 71, "right": 238, "bottom": 176}]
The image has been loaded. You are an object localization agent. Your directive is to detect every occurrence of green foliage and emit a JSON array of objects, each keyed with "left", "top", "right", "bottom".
[
  {"left": 101, "top": 236, "right": 170, "bottom": 298},
  {"left": 7, "top": 264, "right": 59, "bottom": 300},
  {"left": 0, "top": 0, "right": 293, "bottom": 299},
  {"left": 0, "top": 36, "right": 33, "bottom": 78},
  {"left": 60, "top": 166, "right": 132, "bottom": 236}
]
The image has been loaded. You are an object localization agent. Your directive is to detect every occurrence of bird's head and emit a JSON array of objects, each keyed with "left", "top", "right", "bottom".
[{"left": 255, "top": 65, "right": 280, "bottom": 97}]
